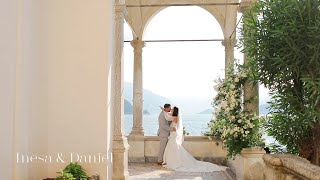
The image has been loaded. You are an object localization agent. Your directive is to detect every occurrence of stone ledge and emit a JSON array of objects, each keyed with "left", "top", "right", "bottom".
[
  {"left": 144, "top": 136, "right": 218, "bottom": 142},
  {"left": 127, "top": 135, "right": 145, "bottom": 141},
  {"left": 263, "top": 154, "right": 320, "bottom": 180},
  {"left": 241, "top": 147, "right": 266, "bottom": 158}
]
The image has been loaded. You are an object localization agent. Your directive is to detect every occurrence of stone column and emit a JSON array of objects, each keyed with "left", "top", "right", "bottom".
[
  {"left": 112, "top": 2, "right": 130, "bottom": 180},
  {"left": 239, "top": 0, "right": 259, "bottom": 115},
  {"left": 130, "top": 39, "right": 145, "bottom": 136},
  {"left": 222, "top": 38, "right": 237, "bottom": 77},
  {"left": 128, "top": 40, "right": 146, "bottom": 163}
]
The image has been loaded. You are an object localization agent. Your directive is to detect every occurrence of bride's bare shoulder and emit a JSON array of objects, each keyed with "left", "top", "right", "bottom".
[{"left": 173, "top": 116, "right": 178, "bottom": 123}]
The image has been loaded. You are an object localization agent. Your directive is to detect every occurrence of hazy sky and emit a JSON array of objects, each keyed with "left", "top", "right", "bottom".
[{"left": 124, "top": 6, "right": 269, "bottom": 113}]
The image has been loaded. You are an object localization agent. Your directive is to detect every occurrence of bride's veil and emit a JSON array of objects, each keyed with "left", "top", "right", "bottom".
[{"left": 176, "top": 109, "right": 184, "bottom": 145}]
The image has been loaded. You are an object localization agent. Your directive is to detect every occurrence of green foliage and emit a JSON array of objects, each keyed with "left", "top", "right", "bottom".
[
  {"left": 206, "top": 62, "right": 265, "bottom": 158},
  {"left": 56, "top": 162, "right": 88, "bottom": 180},
  {"left": 241, "top": 0, "right": 320, "bottom": 155},
  {"left": 267, "top": 142, "right": 288, "bottom": 154},
  {"left": 55, "top": 170, "right": 75, "bottom": 180},
  {"left": 183, "top": 127, "right": 190, "bottom": 135}
]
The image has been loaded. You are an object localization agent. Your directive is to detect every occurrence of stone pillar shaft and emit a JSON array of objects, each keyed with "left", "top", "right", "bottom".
[
  {"left": 239, "top": 0, "right": 259, "bottom": 115},
  {"left": 130, "top": 40, "right": 145, "bottom": 136},
  {"left": 128, "top": 40, "right": 146, "bottom": 163},
  {"left": 243, "top": 53, "right": 259, "bottom": 115},
  {"left": 222, "top": 38, "right": 236, "bottom": 77},
  {"left": 112, "top": 3, "right": 130, "bottom": 180}
]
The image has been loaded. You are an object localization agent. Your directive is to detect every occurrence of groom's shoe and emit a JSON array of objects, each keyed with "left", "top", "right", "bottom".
[{"left": 157, "top": 161, "right": 163, "bottom": 165}]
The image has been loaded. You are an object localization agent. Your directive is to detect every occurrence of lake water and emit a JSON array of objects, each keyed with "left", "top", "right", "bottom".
[
  {"left": 124, "top": 114, "right": 276, "bottom": 145},
  {"left": 124, "top": 114, "right": 213, "bottom": 136}
]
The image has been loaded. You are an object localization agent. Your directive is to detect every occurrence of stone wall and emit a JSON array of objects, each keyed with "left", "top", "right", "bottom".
[
  {"left": 263, "top": 154, "right": 320, "bottom": 180},
  {"left": 129, "top": 136, "right": 228, "bottom": 165},
  {"left": 0, "top": 1, "right": 114, "bottom": 179}
]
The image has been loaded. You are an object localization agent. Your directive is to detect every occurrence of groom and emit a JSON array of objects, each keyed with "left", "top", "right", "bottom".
[{"left": 157, "top": 103, "right": 176, "bottom": 165}]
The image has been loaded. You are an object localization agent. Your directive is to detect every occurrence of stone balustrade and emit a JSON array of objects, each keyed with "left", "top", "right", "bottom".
[
  {"left": 128, "top": 136, "right": 228, "bottom": 165},
  {"left": 263, "top": 154, "right": 320, "bottom": 180},
  {"left": 129, "top": 136, "right": 320, "bottom": 180},
  {"left": 227, "top": 147, "right": 266, "bottom": 180}
]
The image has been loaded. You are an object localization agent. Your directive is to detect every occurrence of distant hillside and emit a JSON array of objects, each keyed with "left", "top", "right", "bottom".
[
  {"left": 124, "top": 82, "right": 172, "bottom": 114},
  {"left": 259, "top": 103, "right": 270, "bottom": 115},
  {"left": 124, "top": 99, "right": 133, "bottom": 114},
  {"left": 197, "top": 109, "right": 213, "bottom": 114},
  {"left": 196, "top": 104, "right": 271, "bottom": 116}
]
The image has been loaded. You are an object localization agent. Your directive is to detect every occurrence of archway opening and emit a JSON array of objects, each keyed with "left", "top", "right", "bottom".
[{"left": 138, "top": 6, "right": 225, "bottom": 135}]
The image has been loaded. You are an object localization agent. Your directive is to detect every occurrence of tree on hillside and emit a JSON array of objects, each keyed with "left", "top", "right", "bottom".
[{"left": 241, "top": 0, "right": 320, "bottom": 165}]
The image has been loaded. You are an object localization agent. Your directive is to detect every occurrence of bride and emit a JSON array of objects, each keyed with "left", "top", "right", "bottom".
[{"left": 162, "top": 106, "right": 227, "bottom": 172}]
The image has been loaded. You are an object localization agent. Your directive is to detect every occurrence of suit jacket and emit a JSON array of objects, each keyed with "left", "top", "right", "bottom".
[{"left": 157, "top": 111, "right": 173, "bottom": 137}]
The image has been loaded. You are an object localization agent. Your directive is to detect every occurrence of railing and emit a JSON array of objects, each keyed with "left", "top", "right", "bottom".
[
  {"left": 263, "top": 154, "right": 320, "bottom": 180},
  {"left": 128, "top": 136, "right": 228, "bottom": 164}
]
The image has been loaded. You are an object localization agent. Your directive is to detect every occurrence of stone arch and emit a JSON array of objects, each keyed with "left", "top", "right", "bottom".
[
  {"left": 141, "top": 1, "right": 225, "bottom": 39},
  {"left": 124, "top": 19, "right": 135, "bottom": 40}
]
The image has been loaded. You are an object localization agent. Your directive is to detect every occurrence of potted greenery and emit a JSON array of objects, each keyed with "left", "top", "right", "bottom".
[
  {"left": 44, "top": 162, "right": 99, "bottom": 180},
  {"left": 55, "top": 170, "right": 75, "bottom": 180},
  {"left": 55, "top": 162, "right": 88, "bottom": 180}
]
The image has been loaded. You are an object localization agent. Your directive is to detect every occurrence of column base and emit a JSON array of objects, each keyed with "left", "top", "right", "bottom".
[
  {"left": 129, "top": 128, "right": 145, "bottom": 137},
  {"left": 113, "top": 137, "right": 130, "bottom": 180},
  {"left": 112, "top": 171, "right": 129, "bottom": 180}
]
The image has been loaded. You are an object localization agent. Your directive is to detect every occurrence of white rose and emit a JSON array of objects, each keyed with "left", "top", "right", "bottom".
[
  {"left": 229, "top": 129, "right": 234, "bottom": 135},
  {"left": 249, "top": 124, "right": 254, "bottom": 128}
]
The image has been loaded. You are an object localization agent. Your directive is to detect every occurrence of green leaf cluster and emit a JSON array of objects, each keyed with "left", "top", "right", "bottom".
[
  {"left": 241, "top": 0, "right": 320, "bottom": 156},
  {"left": 55, "top": 170, "right": 75, "bottom": 180},
  {"left": 55, "top": 162, "right": 88, "bottom": 180},
  {"left": 183, "top": 127, "right": 190, "bottom": 135}
]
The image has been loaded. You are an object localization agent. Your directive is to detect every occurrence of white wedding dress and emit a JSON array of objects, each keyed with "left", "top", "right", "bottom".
[{"left": 163, "top": 120, "right": 227, "bottom": 172}]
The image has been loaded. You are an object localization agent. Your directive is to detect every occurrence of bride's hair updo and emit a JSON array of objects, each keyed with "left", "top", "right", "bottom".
[{"left": 172, "top": 107, "right": 179, "bottom": 116}]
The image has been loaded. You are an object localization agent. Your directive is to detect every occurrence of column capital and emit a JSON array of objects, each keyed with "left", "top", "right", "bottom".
[
  {"left": 221, "top": 38, "right": 237, "bottom": 47},
  {"left": 239, "top": 0, "right": 256, "bottom": 14},
  {"left": 114, "top": 2, "right": 127, "bottom": 20},
  {"left": 115, "top": 0, "right": 125, "bottom": 4},
  {"left": 130, "top": 40, "right": 145, "bottom": 49}
]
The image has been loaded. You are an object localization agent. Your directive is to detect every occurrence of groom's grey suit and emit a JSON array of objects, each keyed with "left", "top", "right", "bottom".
[{"left": 157, "top": 111, "right": 173, "bottom": 162}]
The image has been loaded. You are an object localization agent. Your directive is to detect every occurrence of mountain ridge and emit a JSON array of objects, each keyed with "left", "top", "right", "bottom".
[{"left": 124, "top": 82, "right": 172, "bottom": 114}]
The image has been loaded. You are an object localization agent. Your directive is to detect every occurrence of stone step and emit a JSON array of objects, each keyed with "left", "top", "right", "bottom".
[{"left": 221, "top": 168, "right": 237, "bottom": 180}]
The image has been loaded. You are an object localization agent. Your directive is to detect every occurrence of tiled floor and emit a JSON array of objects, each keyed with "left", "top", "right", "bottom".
[{"left": 128, "top": 163, "right": 232, "bottom": 180}]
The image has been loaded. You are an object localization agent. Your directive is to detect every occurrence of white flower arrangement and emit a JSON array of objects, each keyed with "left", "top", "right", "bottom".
[{"left": 206, "top": 62, "right": 264, "bottom": 157}]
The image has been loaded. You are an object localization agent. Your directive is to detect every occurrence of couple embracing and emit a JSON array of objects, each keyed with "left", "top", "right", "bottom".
[{"left": 157, "top": 104, "right": 227, "bottom": 172}]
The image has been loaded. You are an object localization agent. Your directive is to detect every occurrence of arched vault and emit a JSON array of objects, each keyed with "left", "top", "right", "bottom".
[{"left": 125, "top": 0, "right": 239, "bottom": 40}]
